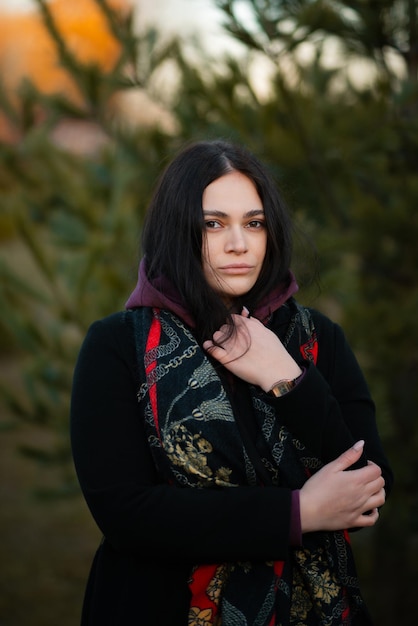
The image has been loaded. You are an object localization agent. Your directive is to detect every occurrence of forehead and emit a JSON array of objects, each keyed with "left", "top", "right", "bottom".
[{"left": 202, "top": 171, "right": 262, "bottom": 211}]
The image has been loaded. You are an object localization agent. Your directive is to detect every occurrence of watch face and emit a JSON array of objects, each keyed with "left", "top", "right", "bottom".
[{"left": 270, "top": 380, "right": 295, "bottom": 397}]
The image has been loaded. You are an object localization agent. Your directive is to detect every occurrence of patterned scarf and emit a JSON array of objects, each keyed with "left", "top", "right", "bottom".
[{"left": 131, "top": 302, "right": 372, "bottom": 626}]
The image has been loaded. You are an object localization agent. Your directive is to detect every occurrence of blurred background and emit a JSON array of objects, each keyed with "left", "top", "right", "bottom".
[{"left": 0, "top": 1, "right": 417, "bottom": 624}]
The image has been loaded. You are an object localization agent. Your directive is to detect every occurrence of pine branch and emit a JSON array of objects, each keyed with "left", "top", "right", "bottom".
[
  {"left": 33, "top": 0, "right": 111, "bottom": 113},
  {"left": 13, "top": 210, "right": 84, "bottom": 328},
  {"left": 0, "top": 78, "right": 20, "bottom": 127},
  {"left": 33, "top": 0, "right": 87, "bottom": 81},
  {"left": 95, "top": 0, "right": 138, "bottom": 62}
]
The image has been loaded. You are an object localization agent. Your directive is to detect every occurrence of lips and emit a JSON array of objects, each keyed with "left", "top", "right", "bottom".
[{"left": 219, "top": 264, "right": 254, "bottom": 274}]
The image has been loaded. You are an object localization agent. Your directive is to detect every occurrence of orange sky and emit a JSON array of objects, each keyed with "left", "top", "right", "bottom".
[
  {"left": 0, "top": 0, "right": 129, "bottom": 103},
  {"left": 0, "top": 0, "right": 131, "bottom": 143}
]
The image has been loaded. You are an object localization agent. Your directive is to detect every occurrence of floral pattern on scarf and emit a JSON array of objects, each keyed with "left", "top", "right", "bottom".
[{"left": 132, "top": 304, "right": 371, "bottom": 626}]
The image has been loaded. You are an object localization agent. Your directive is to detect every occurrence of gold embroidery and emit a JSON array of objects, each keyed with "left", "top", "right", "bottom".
[
  {"left": 207, "top": 564, "right": 230, "bottom": 604},
  {"left": 164, "top": 424, "right": 236, "bottom": 487},
  {"left": 291, "top": 548, "right": 340, "bottom": 623},
  {"left": 188, "top": 607, "right": 213, "bottom": 625}
]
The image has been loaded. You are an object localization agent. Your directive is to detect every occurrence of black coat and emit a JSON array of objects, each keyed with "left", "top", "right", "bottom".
[{"left": 70, "top": 304, "right": 393, "bottom": 625}]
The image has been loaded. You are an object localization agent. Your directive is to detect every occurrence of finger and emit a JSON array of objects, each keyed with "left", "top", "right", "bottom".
[
  {"left": 367, "top": 460, "right": 382, "bottom": 472},
  {"left": 368, "top": 486, "right": 386, "bottom": 508},
  {"left": 358, "top": 486, "right": 385, "bottom": 522},
  {"left": 332, "top": 440, "right": 365, "bottom": 472},
  {"left": 241, "top": 306, "right": 250, "bottom": 318},
  {"left": 203, "top": 347, "right": 227, "bottom": 365},
  {"left": 363, "top": 462, "right": 384, "bottom": 484},
  {"left": 367, "top": 474, "right": 385, "bottom": 494},
  {"left": 359, "top": 508, "right": 379, "bottom": 527},
  {"left": 351, "top": 506, "right": 379, "bottom": 528},
  {"left": 212, "top": 329, "right": 228, "bottom": 344}
]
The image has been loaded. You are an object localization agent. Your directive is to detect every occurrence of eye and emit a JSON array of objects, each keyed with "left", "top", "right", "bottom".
[
  {"left": 246, "top": 220, "right": 265, "bottom": 229},
  {"left": 205, "top": 220, "right": 222, "bottom": 229}
]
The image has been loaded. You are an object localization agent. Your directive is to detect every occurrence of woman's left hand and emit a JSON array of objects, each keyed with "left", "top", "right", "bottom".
[{"left": 202, "top": 309, "right": 302, "bottom": 391}]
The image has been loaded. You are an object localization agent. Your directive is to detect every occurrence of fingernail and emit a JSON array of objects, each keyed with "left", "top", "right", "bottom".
[
  {"left": 353, "top": 440, "right": 365, "bottom": 451},
  {"left": 242, "top": 306, "right": 250, "bottom": 316}
]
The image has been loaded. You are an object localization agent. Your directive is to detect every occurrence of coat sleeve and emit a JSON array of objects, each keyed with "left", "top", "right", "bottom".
[
  {"left": 268, "top": 309, "right": 393, "bottom": 496},
  {"left": 70, "top": 312, "right": 294, "bottom": 565},
  {"left": 316, "top": 312, "right": 393, "bottom": 495}
]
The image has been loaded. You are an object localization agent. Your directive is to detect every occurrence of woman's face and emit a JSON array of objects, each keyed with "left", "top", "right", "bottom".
[{"left": 201, "top": 170, "right": 267, "bottom": 304}]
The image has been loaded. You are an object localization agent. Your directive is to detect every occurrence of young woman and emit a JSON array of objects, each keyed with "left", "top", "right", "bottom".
[{"left": 71, "top": 139, "right": 392, "bottom": 625}]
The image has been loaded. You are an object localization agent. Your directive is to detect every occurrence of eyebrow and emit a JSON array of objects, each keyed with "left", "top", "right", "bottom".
[{"left": 202, "top": 209, "right": 264, "bottom": 218}]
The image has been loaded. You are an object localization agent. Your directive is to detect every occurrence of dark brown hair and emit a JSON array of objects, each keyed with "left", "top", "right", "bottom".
[{"left": 142, "top": 139, "right": 293, "bottom": 342}]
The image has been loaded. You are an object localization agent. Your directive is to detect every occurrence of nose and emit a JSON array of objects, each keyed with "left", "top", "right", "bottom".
[{"left": 225, "top": 226, "right": 248, "bottom": 253}]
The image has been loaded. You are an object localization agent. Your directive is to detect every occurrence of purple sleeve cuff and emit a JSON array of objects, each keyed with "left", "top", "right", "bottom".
[
  {"left": 295, "top": 366, "right": 306, "bottom": 385},
  {"left": 289, "top": 490, "right": 302, "bottom": 546}
]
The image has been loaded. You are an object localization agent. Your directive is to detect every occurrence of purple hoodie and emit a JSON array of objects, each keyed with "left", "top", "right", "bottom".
[{"left": 126, "top": 258, "right": 299, "bottom": 326}]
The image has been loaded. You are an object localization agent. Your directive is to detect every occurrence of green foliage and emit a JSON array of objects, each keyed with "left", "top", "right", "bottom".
[{"left": 0, "top": 0, "right": 178, "bottom": 482}]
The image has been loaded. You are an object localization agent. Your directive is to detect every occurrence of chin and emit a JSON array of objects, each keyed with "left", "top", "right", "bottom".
[{"left": 218, "top": 290, "right": 251, "bottom": 307}]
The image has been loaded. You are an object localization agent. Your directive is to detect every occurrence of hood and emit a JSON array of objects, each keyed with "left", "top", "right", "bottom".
[{"left": 125, "top": 258, "right": 298, "bottom": 327}]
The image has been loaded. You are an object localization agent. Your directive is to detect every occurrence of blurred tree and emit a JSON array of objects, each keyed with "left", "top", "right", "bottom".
[{"left": 0, "top": 0, "right": 180, "bottom": 489}]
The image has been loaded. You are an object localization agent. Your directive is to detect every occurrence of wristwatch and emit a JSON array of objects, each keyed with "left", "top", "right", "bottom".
[
  {"left": 269, "top": 375, "right": 301, "bottom": 398},
  {"left": 268, "top": 379, "right": 296, "bottom": 397}
]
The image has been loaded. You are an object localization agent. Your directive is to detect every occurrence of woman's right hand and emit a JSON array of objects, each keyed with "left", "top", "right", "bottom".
[{"left": 299, "top": 440, "right": 386, "bottom": 533}]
